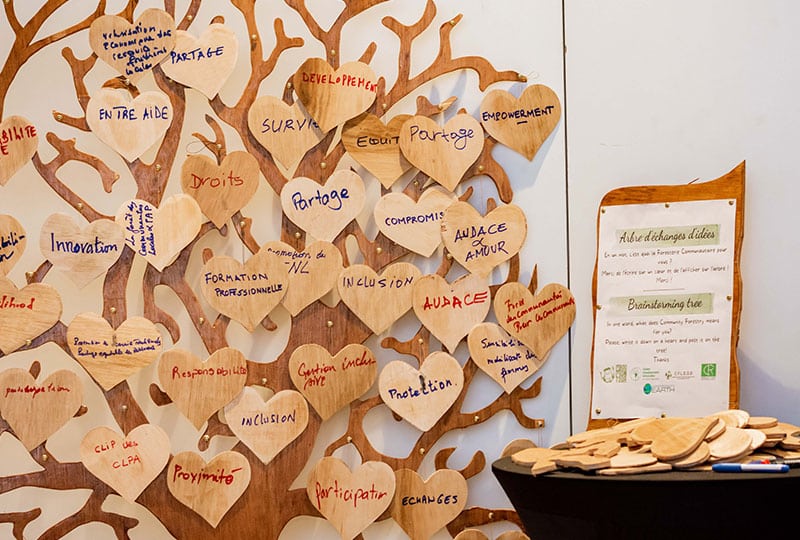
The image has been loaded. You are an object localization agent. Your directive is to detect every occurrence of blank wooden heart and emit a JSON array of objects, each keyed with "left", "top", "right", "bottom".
[
  {"left": 454, "top": 530, "right": 489, "bottom": 540},
  {"left": 493, "top": 282, "right": 575, "bottom": 359},
  {"left": 390, "top": 468, "right": 468, "bottom": 540},
  {"left": 337, "top": 262, "right": 421, "bottom": 335},
  {"left": 86, "top": 89, "right": 173, "bottom": 162},
  {"left": 247, "top": 96, "right": 324, "bottom": 169},
  {"left": 288, "top": 343, "right": 377, "bottom": 420},
  {"left": 200, "top": 250, "right": 288, "bottom": 331},
  {"left": 467, "top": 322, "right": 542, "bottom": 393},
  {"left": 160, "top": 23, "right": 238, "bottom": 99},
  {"left": 67, "top": 312, "right": 163, "bottom": 391},
  {"left": 650, "top": 417, "right": 717, "bottom": 461},
  {"left": 115, "top": 194, "right": 202, "bottom": 271},
  {"left": 157, "top": 347, "right": 248, "bottom": 429},
  {"left": 0, "top": 276, "right": 62, "bottom": 354},
  {"left": 412, "top": 273, "right": 491, "bottom": 353},
  {"left": 39, "top": 213, "right": 124, "bottom": 288},
  {"left": 224, "top": 388, "right": 309, "bottom": 465},
  {"left": 0, "top": 214, "right": 26, "bottom": 275},
  {"left": 0, "top": 368, "right": 83, "bottom": 450},
  {"left": 342, "top": 113, "right": 413, "bottom": 188},
  {"left": 399, "top": 114, "right": 484, "bottom": 191},
  {"left": 0, "top": 115, "right": 38, "bottom": 185},
  {"left": 307, "top": 456, "right": 395, "bottom": 540},
  {"left": 180, "top": 151, "right": 260, "bottom": 228},
  {"left": 80, "top": 424, "right": 170, "bottom": 502},
  {"left": 260, "top": 240, "right": 342, "bottom": 316},
  {"left": 280, "top": 170, "right": 366, "bottom": 242},
  {"left": 479, "top": 85, "right": 561, "bottom": 160},
  {"left": 441, "top": 201, "right": 527, "bottom": 277},
  {"left": 167, "top": 450, "right": 251, "bottom": 528},
  {"left": 293, "top": 58, "right": 378, "bottom": 133},
  {"left": 89, "top": 8, "right": 176, "bottom": 82},
  {"left": 373, "top": 188, "right": 457, "bottom": 257},
  {"left": 379, "top": 352, "right": 464, "bottom": 432}
]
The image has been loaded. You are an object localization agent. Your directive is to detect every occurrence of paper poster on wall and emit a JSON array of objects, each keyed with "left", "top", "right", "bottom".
[{"left": 590, "top": 198, "right": 736, "bottom": 419}]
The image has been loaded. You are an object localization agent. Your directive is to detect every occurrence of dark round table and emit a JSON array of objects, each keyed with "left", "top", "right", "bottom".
[{"left": 492, "top": 455, "right": 800, "bottom": 539}]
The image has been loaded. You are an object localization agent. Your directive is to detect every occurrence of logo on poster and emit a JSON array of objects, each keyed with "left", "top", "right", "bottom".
[{"left": 701, "top": 363, "right": 717, "bottom": 379}]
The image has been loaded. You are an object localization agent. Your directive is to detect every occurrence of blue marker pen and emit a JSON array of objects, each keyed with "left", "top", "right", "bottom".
[{"left": 711, "top": 463, "right": 789, "bottom": 473}]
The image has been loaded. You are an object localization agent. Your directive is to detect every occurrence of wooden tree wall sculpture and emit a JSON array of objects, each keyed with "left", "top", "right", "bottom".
[{"left": 0, "top": 1, "right": 570, "bottom": 538}]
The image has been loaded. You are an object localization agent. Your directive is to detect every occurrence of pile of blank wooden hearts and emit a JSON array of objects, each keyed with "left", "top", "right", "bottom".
[{"left": 511, "top": 409, "right": 800, "bottom": 476}]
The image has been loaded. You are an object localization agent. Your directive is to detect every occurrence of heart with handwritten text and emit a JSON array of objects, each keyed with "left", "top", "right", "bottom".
[
  {"left": 479, "top": 85, "right": 561, "bottom": 160},
  {"left": 399, "top": 114, "right": 484, "bottom": 191},
  {"left": 412, "top": 273, "right": 491, "bottom": 353},
  {"left": 160, "top": 23, "right": 238, "bottom": 99},
  {"left": 89, "top": 8, "right": 176, "bottom": 82},
  {"left": 180, "top": 151, "right": 260, "bottom": 228},
  {"left": 247, "top": 96, "right": 324, "bottom": 169},
  {"left": 468, "top": 322, "right": 542, "bottom": 393},
  {"left": 0, "top": 368, "right": 83, "bottom": 450},
  {"left": 0, "top": 214, "right": 26, "bottom": 275},
  {"left": 0, "top": 116, "right": 38, "bottom": 186},
  {"left": 307, "top": 456, "right": 396, "bottom": 540},
  {"left": 280, "top": 170, "right": 366, "bottom": 242},
  {"left": 342, "top": 113, "right": 413, "bottom": 188},
  {"left": 87, "top": 89, "right": 173, "bottom": 162},
  {"left": 39, "top": 213, "right": 125, "bottom": 289},
  {"left": 373, "top": 188, "right": 456, "bottom": 257},
  {"left": 337, "top": 262, "right": 421, "bottom": 335},
  {"left": 493, "top": 281, "right": 575, "bottom": 359},
  {"left": 379, "top": 352, "right": 464, "bottom": 432},
  {"left": 157, "top": 347, "right": 248, "bottom": 429},
  {"left": 441, "top": 201, "right": 527, "bottom": 277},
  {"left": 390, "top": 468, "right": 468, "bottom": 540},
  {"left": 293, "top": 58, "right": 378, "bottom": 133},
  {"left": 288, "top": 343, "right": 377, "bottom": 420},
  {"left": 80, "top": 424, "right": 170, "bottom": 502},
  {"left": 224, "top": 388, "right": 309, "bottom": 465},
  {"left": 67, "top": 312, "right": 163, "bottom": 391},
  {"left": 167, "top": 450, "right": 251, "bottom": 527},
  {"left": 114, "top": 194, "right": 202, "bottom": 272},
  {"left": 0, "top": 277, "right": 62, "bottom": 354}
]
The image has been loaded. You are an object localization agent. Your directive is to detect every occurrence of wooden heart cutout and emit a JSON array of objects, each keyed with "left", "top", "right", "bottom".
[
  {"left": 0, "top": 214, "right": 27, "bottom": 275},
  {"left": 307, "top": 456, "right": 395, "bottom": 540},
  {"left": 200, "top": 249, "right": 288, "bottom": 332},
  {"left": 80, "top": 424, "right": 170, "bottom": 502},
  {"left": 467, "top": 322, "right": 543, "bottom": 394},
  {"left": 89, "top": 8, "right": 176, "bottom": 82},
  {"left": 412, "top": 273, "right": 491, "bottom": 353},
  {"left": 378, "top": 352, "right": 464, "bottom": 431},
  {"left": 373, "top": 188, "right": 457, "bottom": 257},
  {"left": 0, "top": 276, "right": 62, "bottom": 354},
  {"left": 86, "top": 89, "right": 173, "bottom": 162},
  {"left": 479, "top": 85, "right": 561, "bottom": 160},
  {"left": 224, "top": 388, "right": 309, "bottom": 465},
  {"left": 157, "top": 347, "right": 248, "bottom": 429},
  {"left": 441, "top": 201, "right": 527, "bottom": 277},
  {"left": 337, "top": 262, "right": 421, "bottom": 335},
  {"left": 260, "top": 240, "right": 342, "bottom": 316},
  {"left": 39, "top": 213, "right": 125, "bottom": 289},
  {"left": 67, "top": 312, "right": 163, "bottom": 391},
  {"left": 167, "top": 450, "right": 251, "bottom": 528},
  {"left": 399, "top": 114, "right": 484, "bottom": 191},
  {"left": 293, "top": 58, "right": 378, "bottom": 133},
  {"left": 115, "top": 194, "right": 202, "bottom": 271},
  {"left": 247, "top": 96, "right": 324, "bottom": 169},
  {"left": 390, "top": 468, "right": 468, "bottom": 540},
  {"left": 493, "top": 282, "right": 575, "bottom": 359},
  {"left": 280, "top": 170, "right": 366, "bottom": 242},
  {"left": 0, "top": 368, "right": 83, "bottom": 450},
  {"left": 288, "top": 343, "right": 377, "bottom": 420},
  {"left": 0, "top": 115, "right": 38, "bottom": 185},
  {"left": 342, "top": 113, "right": 413, "bottom": 188},
  {"left": 180, "top": 151, "right": 260, "bottom": 229},
  {"left": 160, "top": 23, "right": 238, "bottom": 99}
]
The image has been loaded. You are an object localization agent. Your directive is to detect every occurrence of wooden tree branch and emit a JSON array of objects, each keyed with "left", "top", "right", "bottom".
[
  {"left": 0, "top": 508, "right": 41, "bottom": 540},
  {"left": 39, "top": 488, "right": 138, "bottom": 540}
]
